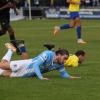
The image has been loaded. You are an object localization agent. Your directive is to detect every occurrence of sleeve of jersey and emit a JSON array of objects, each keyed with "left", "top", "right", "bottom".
[
  {"left": 32, "top": 53, "right": 48, "bottom": 80},
  {"left": 58, "top": 65, "right": 71, "bottom": 78}
]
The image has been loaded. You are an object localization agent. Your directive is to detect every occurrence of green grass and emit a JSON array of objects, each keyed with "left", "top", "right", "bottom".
[{"left": 0, "top": 19, "right": 100, "bottom": 100}]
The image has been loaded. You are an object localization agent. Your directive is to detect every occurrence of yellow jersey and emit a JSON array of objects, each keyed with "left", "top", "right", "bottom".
[
  {"left": 68, "top": 0, "right": 80, "bottom": 12},
  {"left": 64, "top": 54, "right": 79, "bottom": 67}
]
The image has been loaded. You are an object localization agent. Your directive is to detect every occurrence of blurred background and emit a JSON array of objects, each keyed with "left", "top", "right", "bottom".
[{"left": 10, "top": 0, "right": 100, "bottom": 20}]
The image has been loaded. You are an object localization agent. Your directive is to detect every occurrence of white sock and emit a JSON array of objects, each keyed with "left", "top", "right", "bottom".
[
  {"left": 2, "top": 49, "right": 13, "bottom": 61},
  {"left": 0, "top": 68, "right": 4, "bottom": 75}
]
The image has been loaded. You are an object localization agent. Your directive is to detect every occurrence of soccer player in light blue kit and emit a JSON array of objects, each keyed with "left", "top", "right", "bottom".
[{"left": 0, "top": 43, "right": 80, "bottom": 80}]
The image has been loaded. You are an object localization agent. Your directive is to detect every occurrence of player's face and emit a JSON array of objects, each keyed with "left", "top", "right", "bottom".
[
  {"left": 79, "top": 55, "right": 85, "bottom": 63},
  {"left": 57, "top": 54, "right": 69, "bottom": 64}
]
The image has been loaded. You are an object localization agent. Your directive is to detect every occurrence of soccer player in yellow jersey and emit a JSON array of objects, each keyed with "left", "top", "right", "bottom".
[
  {"left": 54, "top": 0, "right": 86, "bottom": 44},
  {"left": 64, "top": 50, "right": 85, "bottom": 67}
]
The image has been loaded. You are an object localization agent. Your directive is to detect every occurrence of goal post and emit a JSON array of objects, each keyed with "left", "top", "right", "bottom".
[{"left": 27, "top": 0, "right": 32, "bottom": 20}]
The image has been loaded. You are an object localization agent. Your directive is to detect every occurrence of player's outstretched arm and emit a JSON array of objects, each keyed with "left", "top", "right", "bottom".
[
  {"left": 59, "top": 67, "right": 81, "bottom": 79},
  {"left": 68, "top": 76, "right": 81, "bottom": 79},
  {"left": 41, "top": 77, "right": 49, "bottom": 80}
]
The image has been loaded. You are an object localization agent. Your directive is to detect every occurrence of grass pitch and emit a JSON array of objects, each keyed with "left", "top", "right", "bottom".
[{"left": 0, "top": 19, "right": 100, "bottom": 100}]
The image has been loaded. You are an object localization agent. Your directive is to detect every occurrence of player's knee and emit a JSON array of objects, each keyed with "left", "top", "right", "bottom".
[
  {"left": 69, "top": 24, "right": 74, "bottom": 28},
  {"left": 75, "top": 23, "right": 81, "bottom": 27},
  {"left": 2, "top": 70, "right": 11, "bottom": 77},
  {"left": 75, "top": 21, "right": 81, "bottom": 26}
]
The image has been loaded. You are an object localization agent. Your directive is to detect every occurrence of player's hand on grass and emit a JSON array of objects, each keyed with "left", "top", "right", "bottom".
[
  {"left": 42, "top": 77, "right": 49, "bottom": 80},
  {"left": 69, "top": 76, "right": 81, "bottom": 79}
]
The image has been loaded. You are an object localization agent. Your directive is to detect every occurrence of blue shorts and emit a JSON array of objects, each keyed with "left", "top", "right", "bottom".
[{"left": 70, "top": 12, "right": 79, "bottom": 19}]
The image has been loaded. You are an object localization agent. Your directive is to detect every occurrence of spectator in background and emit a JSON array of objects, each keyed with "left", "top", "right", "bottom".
[
  {"left": 85, "top": 0, "right": 91, "bottom": 7},
  {"left": 34, "top": 0, "right": 40, "bottom": 6},
  {"left": 92, "top": 0, "right": 100, "bottom": 6}
]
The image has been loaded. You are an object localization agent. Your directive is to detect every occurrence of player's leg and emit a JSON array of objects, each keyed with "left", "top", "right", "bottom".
[
  {"left": 1, "top": 43, "right": 16, "bottom": 62},
  {"left": 0, "top": 68, "right": 5, "bottom": 76},
  {"left": 0, "top": 43, "right": 16, "bottom": 70},
  {"left": 0, "top": 15, "right": 27, "bottom": 57},
  {"left": 7, "top": 25, "right": 16, "bottom": 41},
  {"left": 0, "top": 42, "right": 14, "bottom": 75},
  {"left": 1, "top": 70, "right": 12, "bottom": 77},
  {"left": 10, "top": 59, "right": 34, "bottom": 77},
  {"left": 21, "top": 52, "right": 29, "bottom": 59},
  {"left": 75, "top": 17, "right": 86, "bottom": 44},
  {"left": 0, "top": 61, "right": 10, "bottom": 70},
  {"left": 0, "top": 13, "right": 16, "bottom": 40},
  {"left": 53, "top": 18, "right": 75, "bottom": 36},
  {"left": 0, "top": 17, "right": 8, "bottom": 36},
  {"left": 10, "top": 67, "right": 34, "bottom": 78},
  {"left": 0, "top": 44, "right": 27, "bottom": 75},
  {"left": 1, "top": 14, "right": 28, "bottom": 58},
  {"left": 6, "top": 13, "right": 16, "bottom": 41},
  {"left": 53, "top": 22, "right": 73, "bottom": 36},
  {"left": 0, "top": 47, "right": 13, "bottom": 75},
  {"left": 0, "top": 44, "right": 13, "bottom": 70},
  {"left": 5, "top": 42, "right": 29, "bottom": 59},
  {"left": 0, "top": 63, "right": 30, "bottom": 78},
  {"left": 0, "top": 59, "right": 28, "bottom": 72},
  {"left": 17, "top": 40, "right": 29, "bottom": 59},
  {"left": 0, "top": 16, "right": 28, "bottom": 59},
  {"left": 6, "top": 15, "right": 28, "bottom": 59},
  {"left": 0, "top": 14, "right": 15, "bottom": 40},
  {"left": 60, "top": 18, "right": 75, "bottom": 29},
  {"left": 53, "top": 12, "right": 76, "bottom": 36},
  {"left": 11, "top": 40, "right": 29, "bottom": 59}
]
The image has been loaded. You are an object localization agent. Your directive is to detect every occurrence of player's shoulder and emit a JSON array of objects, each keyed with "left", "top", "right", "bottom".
[
  {"left": 39, "top": 50, "right": 54, "bottom": 58},
  {"left": 69, "top": 54, "right": 78, "bottom": 59},
  {"left": 39, "top": 50, "right": 55, "bottom": 60},
  {"left": 66, "top": 54, "right": 78, "bottom": 62},
  {"left": 42, "top": 50, "right": 55, "bottom": 55}
]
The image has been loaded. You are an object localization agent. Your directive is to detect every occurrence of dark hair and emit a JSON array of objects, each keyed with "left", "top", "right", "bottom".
[
  {"left": 75, "top": 50, "right": 85, "bottom": 56},
  {"left": 55, "top": 49, "right": 69, "bottom": 56},
  {"left": 43, "top": 44, "right": 55, "bottom": 50}
]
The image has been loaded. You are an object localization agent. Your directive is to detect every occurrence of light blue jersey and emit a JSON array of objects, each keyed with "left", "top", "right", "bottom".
[{"left": 25, "top": 50, "right": 70, "bottom": 79}]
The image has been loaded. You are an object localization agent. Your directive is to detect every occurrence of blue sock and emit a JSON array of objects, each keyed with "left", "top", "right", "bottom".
[
  {"left": 19, "top": 46, "right": 27, "bottom": 53},
  {"left": 76, "top": 26, "right": 81, "bottom": 39},
  {"left": 60, "top": 24, "right": 71, "bottom": 29}
]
